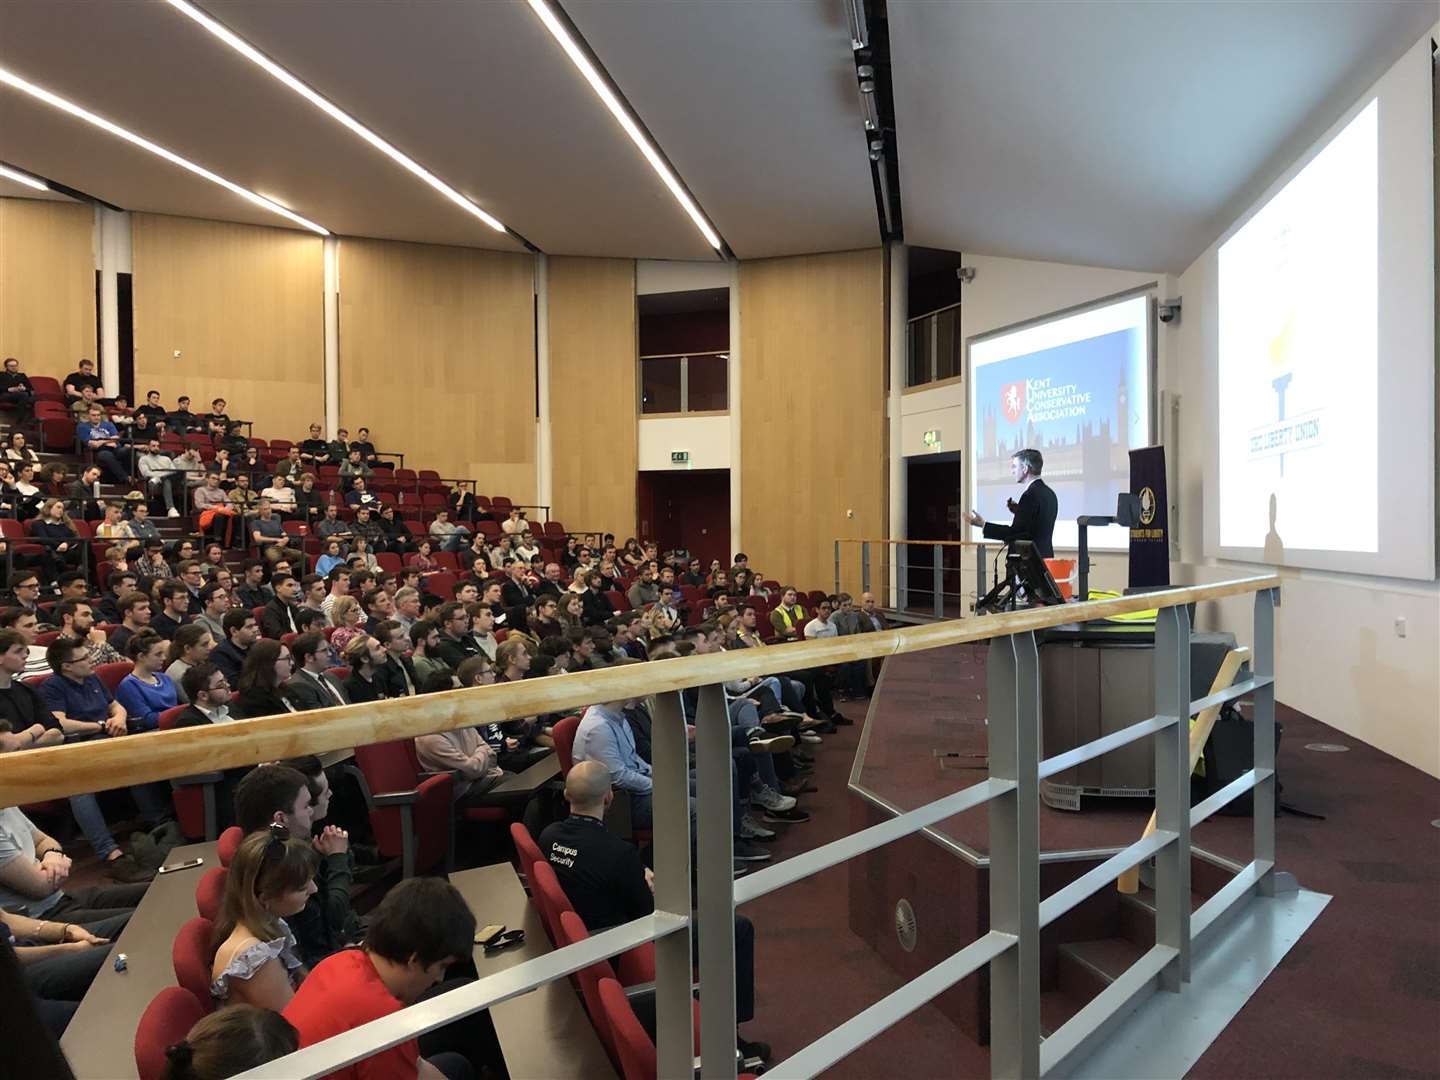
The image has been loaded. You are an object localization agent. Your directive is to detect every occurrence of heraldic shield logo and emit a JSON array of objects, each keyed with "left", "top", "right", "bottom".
[
  {"left": 1000, "top": 380, "right": 1025, "bottom": 424},
  {"left": 1138, "top": 486, "right": 1157, "bottom": 526}
]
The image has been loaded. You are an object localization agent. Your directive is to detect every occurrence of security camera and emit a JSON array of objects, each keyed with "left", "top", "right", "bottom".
[
  {"left": 956, "top": 266, "right": 977, "bottom": 284},
  {"left": 1158, "top": 299, "right": 1181, "bottom": 324}
]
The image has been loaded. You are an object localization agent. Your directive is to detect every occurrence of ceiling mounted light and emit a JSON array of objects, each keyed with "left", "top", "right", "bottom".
[
  {"left": 525, "top": 0, "right": 724, "bottom": 252},
  {"left": 0, "top": 162, "right": 47, "bottom": 190},
  {"left": 0, "top": 65, "right": 327, "bottom": 234},
  {"left": 162, "top": 0, "right": 508, "bottom": 235}
]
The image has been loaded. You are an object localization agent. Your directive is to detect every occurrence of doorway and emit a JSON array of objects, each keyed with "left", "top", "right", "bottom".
[
  {"left": 903, "top": 451, "right": 965, "bottom": 615},
  {"left": 636, "top": 469, "right": 731, "bottom": 567}
]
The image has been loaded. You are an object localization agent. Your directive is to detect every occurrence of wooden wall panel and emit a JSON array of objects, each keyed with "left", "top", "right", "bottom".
[
  {"left": 740, "top": 248, "right": 886, "bottom": 594},
  {"left": 0, "top": 198, "right": 96, "bottom": 374},
  {"left": 132, "top": 214, "right": 323, "bottom": 441},
  {"left": 548, "top": 256, "right": 637, "bottom": 536},
  {"left": 339, "top": 238, "right": 535, "bottom": 501}
]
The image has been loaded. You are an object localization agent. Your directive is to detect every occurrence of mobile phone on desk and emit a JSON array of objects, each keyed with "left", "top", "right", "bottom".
[
  {"left": 483, "top": 928, "right": 526, "bottom": 954},
  {"left": 158, "top": 857, "right": 204, "bottom": 874},
  {"left": 474, "top": 924, "right": 505, "bottom": 946}
]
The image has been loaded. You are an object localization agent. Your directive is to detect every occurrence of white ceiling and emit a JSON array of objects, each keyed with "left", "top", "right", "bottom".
[
  {"left": 0, "top": 0, "right": 876, "bottom": 259},
  {"left": 0, "top": 171, "right": 75, "bottom": 203},
  {"left": 891, "top": 0, "right": 1437, "bottom": 272}
]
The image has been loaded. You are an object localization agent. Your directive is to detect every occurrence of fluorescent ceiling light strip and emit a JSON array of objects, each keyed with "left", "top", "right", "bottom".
[
  {"left": 0, "top": 162, "right": 47, "bottom": 190},
  {"left": 525, "top": 0, "right": 723, "bottom": 251},
  {"left": 164, "top": 0, "right": 508, "bottom": 234},
  {"left": 0, "top": 66, "right": 327, "bottom": 234}
]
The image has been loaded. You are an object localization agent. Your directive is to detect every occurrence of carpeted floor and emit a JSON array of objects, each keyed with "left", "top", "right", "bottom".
[{"left": 742, "top": 652, "right": 1440, "bottom": 1079}]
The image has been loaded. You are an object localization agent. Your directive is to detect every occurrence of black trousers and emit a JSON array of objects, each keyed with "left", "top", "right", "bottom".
[{"left": 46, "top": 883, "right": 148, "bottom": 925}]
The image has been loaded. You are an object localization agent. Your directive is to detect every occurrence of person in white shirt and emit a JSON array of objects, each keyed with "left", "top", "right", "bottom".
[
  {"left": 803, "top": 598, "right": 838, "bottom": 640},
  {"left": 136, "top": 438, "right": 184, "bottom": 516},
  {"left": 427, "top": 509, "right": 470, "bottom": 553},
  {"left": 513, "top": 530, "right": 540, "bottom": 563},
  {"left": 261, "top": 474, "right": 298, "bottom": 516},
  {"left": 500, "top": 508, "right": 526, "bottom": 536}
]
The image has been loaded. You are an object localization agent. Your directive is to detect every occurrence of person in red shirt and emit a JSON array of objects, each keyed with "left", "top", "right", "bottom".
[{"left": 284, "top": 878, "right": 486, "bottom": 1080}]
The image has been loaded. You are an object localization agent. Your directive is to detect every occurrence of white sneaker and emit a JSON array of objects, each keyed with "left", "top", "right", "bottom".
[
  {"left": 799, "top": 732, "right": 823, "bottom": 745},
  {"left": 750, "top": 786, "right": 797, "bottom": 812},
  {"left": 739, "top": 815, "right": 775, "bottom": 840},
  {"left": 166, "top": 507, "right": 180, "bottom": 517}
]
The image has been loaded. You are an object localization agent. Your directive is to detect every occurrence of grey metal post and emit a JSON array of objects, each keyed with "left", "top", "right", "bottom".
[
  {"left": 833, "top": 540, "right": 841, "bottom": 597},
  {"left": 932, "top": 544, "right": 944, "bottom": 619},
  {"left": 1252, "top": 589, "right": 1277, "bottom": 895},
  {"left": 648, "top": 692, "right": 695, "bottom": 1079},
  {"left": 896, "top": 543, "right": 908, "bottom": 612},
  {"left": 693, "top": 683, "right": 738, "bottom": 1079},
  {"left": 987, "top": 630, "right": 1041, "bottom": 1080},
  {"left": 1152, "top": 604, "right": 1192, "bottom": 989},
  {"left": 861, "top": 542, "right": 871, "bottom": 597}
]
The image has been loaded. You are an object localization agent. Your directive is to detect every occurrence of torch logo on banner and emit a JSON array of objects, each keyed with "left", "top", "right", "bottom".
[{"left": 1000, "top": 380, "right": 1025, "bottom": 424}]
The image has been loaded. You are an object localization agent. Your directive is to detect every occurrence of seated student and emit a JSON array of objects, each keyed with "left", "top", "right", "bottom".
[
  {"left": 373, "top": 619, "right": 417, "bottom": 698},
  {"left": 769, "top": 587, "right": 807, "bottom": 642},
  {"left": 428, "top": 509, "right": 470, "bottom": 553},
  {"left": 231, "top": 640, "right": 301, "bottom": 719},
  {"left": 350, "top": 427, "right": 383, "bottom": 469},
  {"left": 328, "top": 595, "right": 366, "bottom": 653},
  {"left": 76, "top": 403, "right": 131, "bottom": 484},
  {"left": 0, "top": 804, "right": 148, "bottom": 921},
  {"left": 249, "top": 500, "right": 300, "bottom": 565},
  {"left": 378, "top": 503, "right": 414, "bottom": 553},
  {"left": 193, "top": 583, "right": 229, "bottom": 646},
  {"left": 0, "top": 356, "right": 37, "bottom": 413},
  {"left": 408, "top": 619, "right": 452, "bottom": 687},
  {"left": 337, "top": 448, "right": 372, "bottom": 491},
  {"left": 572, "top": 697, "right": 653, "bottom": 829},
  {"left": 150, "top": 580, "right": 193, "bottom": 641},
  {"left": 212, "top": 608, "right": 258, "bottom": 688},
  {"left": 541, "top": 761, "right": 768, "bottom": 1064},
  {"left": 164, "top": 622, "right": 215, "bottom": 704},
  {"left": 173, "top": 662, "right": 232, "bottom": 728},
  {"left": 210, "top": 825, "right": 317, "bottom": 1010},
  {"left": 114, "top": 630, "right": 179, "bottom": 732},
  {"left": 235, "top": 762, "right": 360, "bottom": 968},
  {"left": 261, "top": 473, "right": 298, "bottom": 517},
  {"left": 31, "top": 499, "right": 86, "bottom": 581},
  {"left": 108, "top": 590, "right": 153, "bottom": 656},
  {"left": 299, "top": 423, "right": 330, "bottom": 466},
  {"left": 284, "top": 877, "right": 490, "bottom": 1080},
  {"left": 2, "top": 906, "right": 118, "bottom": 1037},
  {"left": 284, "top": 633, "right": 349, "bottom": 710},
  {"left": 162, "top": 1004, "right": 299, "bottom": 1080},
  {"left": 260, "top": 573, "right": 303, "bottom": 639},
  {"left": 338, "top": 634, "right": 386, "bottom": 703}
]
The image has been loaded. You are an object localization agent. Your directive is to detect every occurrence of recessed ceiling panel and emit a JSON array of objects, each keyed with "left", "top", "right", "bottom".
[
  {"left": 566, "top": 0, "right": 880, "bottom": 260},
  {"left": 207, "top": 0, "right": 715, "bottom": 259},
  {"left": 0, "top": 0, "right": 523, "bottom": 248},
  {"left": 891, "top": 1, "right": 1436, "bottom": 271}
]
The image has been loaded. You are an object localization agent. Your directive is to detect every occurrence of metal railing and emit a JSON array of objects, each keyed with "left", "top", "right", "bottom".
[
  {"left": 5, "top": 575, "right": 1281, "bottom": 1080},
  {"left": 836, "top": 537, "right": 1001, "bottom": 617}
]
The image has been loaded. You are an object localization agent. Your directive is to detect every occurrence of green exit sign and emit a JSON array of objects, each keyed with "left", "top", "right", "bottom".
[
  {"left": 923, "top": 429, "right": 942, "bottom": 450},
  {"left": 671, "top": 450, "right": 690, "bottom": 465}
]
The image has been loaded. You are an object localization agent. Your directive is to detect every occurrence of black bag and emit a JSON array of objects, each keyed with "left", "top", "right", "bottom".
[{"left": 1190, "top": 703, "right": 1283, "bottom": 816}]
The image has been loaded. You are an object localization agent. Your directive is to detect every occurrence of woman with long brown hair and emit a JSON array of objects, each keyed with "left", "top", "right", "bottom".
[
  {"left": 230, "top": 639, "right": 299, "bottom": 719},
  {"left": 210, "top": 826, "right": 318, "bottom": 1009}
]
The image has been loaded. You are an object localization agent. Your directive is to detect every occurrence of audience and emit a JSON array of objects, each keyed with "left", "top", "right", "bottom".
[{"left": 161, "top": 1005, "right": 299, "bottom": 1080}]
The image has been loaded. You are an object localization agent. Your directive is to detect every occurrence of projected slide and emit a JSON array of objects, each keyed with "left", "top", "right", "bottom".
[
  {"left": 1218, "top": 100, "right": 1378, "bottom": 555},
  {"left": 969, "top": 295, "right": 1150, "bottom": 550}
]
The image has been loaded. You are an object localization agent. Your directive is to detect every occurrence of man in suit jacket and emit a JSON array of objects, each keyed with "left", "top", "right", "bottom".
[
  {"left": 499, "top": 562, "right": 534, "bottom": 610},
  {"left": 967, "top": 448, "right": 1059, "bottom": 559},
  {"left": 283, "top": 632, "right": 350, "bottom": 710},
  {"left": 260, "top": 574, "right": 303, "bottom": 640}
]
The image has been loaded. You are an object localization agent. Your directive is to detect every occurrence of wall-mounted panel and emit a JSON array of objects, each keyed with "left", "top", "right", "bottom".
[
  {"left": 740, "top": 248, "right": 886, "bottom": 592},
  {"left": 339, "top": 238, "right": 536, "bottom": 501},
  {"left": 132, "top": 213, "right": 322, "bottom": 441},
  {"left": 0, "top": 198, "right": 96, "bottom": 373},
  {"left": 548, "top": 256, "right": 637, "bottom": 535}
]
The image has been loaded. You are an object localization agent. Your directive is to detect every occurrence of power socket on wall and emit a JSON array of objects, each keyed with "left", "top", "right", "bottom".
[{"left": 1394, "top": 616, "right": 1407, "bottom": 639}]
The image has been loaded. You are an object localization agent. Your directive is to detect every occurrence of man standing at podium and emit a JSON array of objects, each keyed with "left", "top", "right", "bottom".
[{"left": 966, "top": 448, "right": 1058, "bottom": 558}]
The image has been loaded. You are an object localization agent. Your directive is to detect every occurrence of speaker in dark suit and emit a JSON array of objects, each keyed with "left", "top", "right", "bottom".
[{"left": 968, "top": 449, "right": 1059, "bottom": 559}]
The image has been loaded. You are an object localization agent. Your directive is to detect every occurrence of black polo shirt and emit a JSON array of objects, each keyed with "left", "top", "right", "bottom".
[{"left": 538, "top": 814, "right": 653, "bottom": 932}]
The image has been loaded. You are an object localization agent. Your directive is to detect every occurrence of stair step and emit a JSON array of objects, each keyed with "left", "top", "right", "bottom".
[{"left": 1055, "top": 936, "right": 1146, "bottom": 1003}]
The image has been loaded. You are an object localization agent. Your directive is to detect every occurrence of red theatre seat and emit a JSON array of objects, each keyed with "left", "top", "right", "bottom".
[
  {"left": 134, "top": 987, "right": 208, "bottom": 1080},
  {"left": 171, "top": 916, "right": 218, "bottom": 1009},
  {"left": 194, "top": 866, "right": 227, "bottom": 922},
  {"left": 348, "top": 740, "right": 453, "bottom": 877}
]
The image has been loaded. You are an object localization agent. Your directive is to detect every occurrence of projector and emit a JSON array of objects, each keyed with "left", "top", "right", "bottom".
[{"left": 1158, "top": 299, "right": 1182, "bottom": 324}]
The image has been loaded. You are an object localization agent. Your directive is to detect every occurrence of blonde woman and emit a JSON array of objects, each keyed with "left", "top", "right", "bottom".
[
  {"left": 210, "top": 827, "right": 318, "bottom": 1010},
  {"left": 328, "top": 595, "right": 366, "bottom": 653}
]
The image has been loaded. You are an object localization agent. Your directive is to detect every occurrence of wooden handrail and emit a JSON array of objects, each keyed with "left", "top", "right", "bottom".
[
  {"left": 838, "top": 537, "right": 995, "bottom": 548},
  {"left": 0, "top": 575, "right": 1279, "bottom": 805}
]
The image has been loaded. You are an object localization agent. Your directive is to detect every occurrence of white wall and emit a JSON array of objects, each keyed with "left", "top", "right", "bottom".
[
  {"left": 637, "top": 414, "right": 732, "bottom": 471},
  {"left": 897, "top": 248, "right": 1437, "bottom": 776},
  {"left": 636, "top": 259, "right": 731, "bottom": 295}
]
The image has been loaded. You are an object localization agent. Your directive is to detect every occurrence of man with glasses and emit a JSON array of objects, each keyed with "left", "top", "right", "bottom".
[
  {"left": 37, "top": 639, "right": 169, "bottom": 882},
  {"left": 173, "top": 662, "right": 232, "bottom": 729},
  {"left": 283, "top": 633, "right": 350, "bottom": 710}
]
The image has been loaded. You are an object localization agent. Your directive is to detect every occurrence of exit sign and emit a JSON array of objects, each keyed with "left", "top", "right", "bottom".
[
  {"left": 923, "top": 429, "right": 943, "bottom": 450},
  {"left": 671, "top": 450, "right": 690, "bottom": 465}
]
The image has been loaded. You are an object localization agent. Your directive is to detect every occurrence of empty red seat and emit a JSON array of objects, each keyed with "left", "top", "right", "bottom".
[
  {"left": 349, "top": 740, "right": 454, "bottom": 877},
  {"left": 217, "top": 826, "right": 243, "bottom": 867},
  {"left": 194, "top": 866, "right": 226, "bottom": 922}
]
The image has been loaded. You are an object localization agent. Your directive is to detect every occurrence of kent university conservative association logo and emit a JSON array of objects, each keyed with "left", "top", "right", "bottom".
[{"left": 1001, "top": 381, "right": 1025, "bottom": 424}]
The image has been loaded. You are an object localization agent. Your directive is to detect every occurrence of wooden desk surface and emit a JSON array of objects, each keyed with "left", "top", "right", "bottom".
[
  {"left": 62, "top": 841, "right": 216, "bottom": 1080},
  {"left": 490, "top": 750, "right": 559, "bottom": 795},
  {"left": 451, "top": 863, "right": 615, "bottom": 1080}
]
